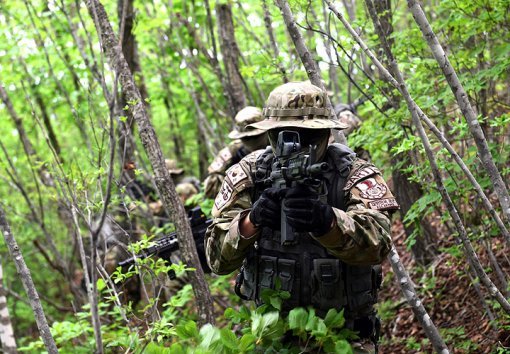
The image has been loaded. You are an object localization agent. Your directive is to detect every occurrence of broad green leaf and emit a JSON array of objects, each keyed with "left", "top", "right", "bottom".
[
  {"left": 251, "top": 312, "right": 279, "bottom": 338},
  {"left": 199, "top": 324, "right": 220, "bottom": 349},
  {"left": 324, "top": 308, "right": 346, "bottom": 329},
  {"left": 288, "top": 308, "right": 308, "bottom": 331},
  {"left": 334, "top": 339, "right": 353, "bottom": 354},
  {"left": 219, "top": 328, "right": 238, "bottom": 350},
  {"left": 175, "top": 320, "right": 198, "bottom": 340},
  {"left": 239, "top": 333, "right": 256, "bottom": 352}
]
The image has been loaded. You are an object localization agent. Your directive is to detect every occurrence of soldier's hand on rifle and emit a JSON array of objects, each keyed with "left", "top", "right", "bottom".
[
  {"left": 283, "top": 184, "right": 335, "bottom": 236},
  {"left": 249, "top": 187, "right": 285, "bottom": 230}
]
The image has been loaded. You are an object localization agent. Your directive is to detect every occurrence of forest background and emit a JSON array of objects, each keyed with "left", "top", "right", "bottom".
[{"left": 0, "top": 0, "right": 509, "bottom": 353}]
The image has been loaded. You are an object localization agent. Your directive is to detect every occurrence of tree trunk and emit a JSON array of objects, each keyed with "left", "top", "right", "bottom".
[
  {"left": 85, "top": 0, "right": 215, "bottom": 326},
  {"left": 216, "top": 3, "right": 246, "bottom": 116},
  {"left": 0, "top": 206, "right": 58, "bottom": 354},
  {"left": 321, "top": 1, "right": 341, "bottom": 102},
  {"left": 117, "top": 0, "right": 146, "bottom": 184},
  {"left": 262, "top": 0, "right": 288, "bottom": 82},
  {"left": 390, "top": 143, "right": 437, "bottom": 265}
]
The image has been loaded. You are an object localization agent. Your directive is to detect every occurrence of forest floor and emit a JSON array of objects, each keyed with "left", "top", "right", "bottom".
[{"left": 379, "top": 219, "right": 510, "bottom": 353}]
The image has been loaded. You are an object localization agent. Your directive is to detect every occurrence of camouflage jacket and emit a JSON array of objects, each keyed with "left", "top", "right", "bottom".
[
  {"left": 205, "top": 147, "right": 399, "bottom": 275},
  {"left": 203, "top": 140, "right": 245, "bottom": 199}
]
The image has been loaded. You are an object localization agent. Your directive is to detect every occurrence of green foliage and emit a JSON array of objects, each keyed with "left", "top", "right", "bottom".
[
  {"left": 0, "top": 0, "right": 509, "bottom": 352},
  {"left": 440, "top": 327, "right": 479, "bottom": 353}
]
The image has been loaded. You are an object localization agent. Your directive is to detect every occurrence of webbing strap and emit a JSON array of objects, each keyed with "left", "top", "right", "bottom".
[{"left": 262, "top": 107, "right": 333, "bottom": 117}]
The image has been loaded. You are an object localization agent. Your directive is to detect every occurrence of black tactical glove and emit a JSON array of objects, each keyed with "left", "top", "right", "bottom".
[
  {"left": 283, "top": 184, "right": 335, "bottom": 236},
  {"left": 249, "top": 187, "right": 285, "bottom": 230}
]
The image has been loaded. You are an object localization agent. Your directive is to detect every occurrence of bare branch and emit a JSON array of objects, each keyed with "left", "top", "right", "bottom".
[
  {"left": 275, "top": 0, "right": 347, "bottom": 145},
  {"left": 407, "top": 0, "right": 510, "bottom": 224},
  {"left": 0, "top": 258, "right": 17, "bottom": 354},
  {"left": 388, "top": 247, "right": 450, "bottom": 353}
]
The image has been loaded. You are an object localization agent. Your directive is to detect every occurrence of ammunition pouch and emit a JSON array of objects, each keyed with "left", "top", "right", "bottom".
[{"left": 311, "top": 259, "right": 347, "bottom": 311}]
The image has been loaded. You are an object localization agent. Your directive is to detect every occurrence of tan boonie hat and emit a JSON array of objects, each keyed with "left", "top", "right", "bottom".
[
  {"left": 248, "top": 81, "right": 349, "bottom": 131},
  {"left": 165, "top": 159, "right": 184, "bottom": 175},
  {"left": 228, "top": 106, "right": 266, "bottom": 139},
  {"left": 176, "top": 182, "right": 198, "bottom": 198}
]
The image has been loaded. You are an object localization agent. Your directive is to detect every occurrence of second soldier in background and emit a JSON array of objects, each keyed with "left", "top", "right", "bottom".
[{"left": 203, "top": 106, "right": 268, "bottom": 199}]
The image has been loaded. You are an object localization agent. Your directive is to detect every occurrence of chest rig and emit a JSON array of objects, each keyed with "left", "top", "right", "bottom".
[{"left": 236, "top": 144, "right": 382, "bottom": 339}]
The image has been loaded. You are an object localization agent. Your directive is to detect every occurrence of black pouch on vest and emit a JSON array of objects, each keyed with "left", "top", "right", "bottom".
[
  {"left": 277, "top": 258, "right": 295, "bottom": 292},
  {"left": 311, "top": 259, "right": 346, "bottom": 311},
  {"left": 346, "top": 265, "right": 374, "bottom": 312},
  {"left": 258, "top": 255, "right": 277, "bottom": 292}
]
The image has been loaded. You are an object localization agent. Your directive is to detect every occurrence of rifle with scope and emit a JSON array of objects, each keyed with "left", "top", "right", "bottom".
[{"left": 262, "top": 130, "right": 330, "bottom": 245}]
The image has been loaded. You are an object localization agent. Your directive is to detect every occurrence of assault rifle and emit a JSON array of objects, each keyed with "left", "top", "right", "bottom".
[
  {"left": 119, "top": 206, "right": 212, "bottom": 277},
  {"left": 265, "top": 130, "right": 330, "bottom": 245}
]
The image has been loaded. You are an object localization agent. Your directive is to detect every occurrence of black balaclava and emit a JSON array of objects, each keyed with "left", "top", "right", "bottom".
[
  {"left": 241, "top": 133, "right": 269, "bottom": 152},
  {"left": 268, "top": 128, "right": 330, "bottom": 160}
]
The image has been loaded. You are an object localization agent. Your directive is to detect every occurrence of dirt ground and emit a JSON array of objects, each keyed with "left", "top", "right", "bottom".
[{"left": 379, "top": 219, "right": 510, "bottom": 353}]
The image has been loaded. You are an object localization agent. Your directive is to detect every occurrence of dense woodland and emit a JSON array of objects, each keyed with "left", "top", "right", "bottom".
[{"left": 0, "top": 0, "right": 509, "bottom": 352}]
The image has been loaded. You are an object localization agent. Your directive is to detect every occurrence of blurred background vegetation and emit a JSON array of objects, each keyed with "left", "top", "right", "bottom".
[{"left": 0, "top": 0, "right": 509, "bottom": 352}]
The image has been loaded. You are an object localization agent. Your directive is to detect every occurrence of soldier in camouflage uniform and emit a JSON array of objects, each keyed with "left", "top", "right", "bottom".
[
  {"left": 150, "top": 159, "right": 201, "bottom": 216},
  {"left": 203, "top": 106, "right": 268, "bottom": 199},
  {"left": 205, "top": 81, "right": 399, "bottom": 353},
  {"left": 165, "top": 159, "right": 201, "bottom": 193}
]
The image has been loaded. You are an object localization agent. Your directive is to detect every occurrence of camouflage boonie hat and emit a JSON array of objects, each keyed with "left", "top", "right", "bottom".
[
  {"left": 176, "top": 182, "right": 198, "bottom": 198},
  {"left": 248, "top": 81, "right": 348, "bottom": 131},
  {"left": 228, "top": 106, "right": 266, "bottom": 139},
  {"left": 165, "top": 159, "right": 184, "bottom": 175}
]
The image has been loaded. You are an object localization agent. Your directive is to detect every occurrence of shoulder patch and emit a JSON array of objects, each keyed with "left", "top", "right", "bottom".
[
  {"left": 208, "top": 147, "right": 233, "bottom": 174},
  {"left": 220, "top": 147, "right": 233, "bottom": 161},
  {"left": 368, "top": 198, "right": 400, "bottom": 211},
  {"left": 354, "top": 177, "right": 387, "bottom": 199},
  {"left": 214, "top": 181, "right": 234, "bottom": 210},
  {"left": 344, "top": 166, "right": 379, "bottom": 190},
  {"left": 226, "top": 163, "right": 248, "bottom": 186},
  {"left": 213, "top": 158, "right": 255, "bottom": 212},
  {"left": 349, "top": 173, "right": 400, "bottom": 212}
]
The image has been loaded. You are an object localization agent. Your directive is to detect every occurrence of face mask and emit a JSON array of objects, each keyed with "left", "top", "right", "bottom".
[
  {"left": 241, "top": 133, "right": 269, "bottom": 152},
  {"left": 268, "top": 128, "right": 330, "bottom": 160}
]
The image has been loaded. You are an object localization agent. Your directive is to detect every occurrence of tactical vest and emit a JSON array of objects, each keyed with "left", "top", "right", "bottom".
[{"left": 237, "top": 144, "right": 382, "bottom": 339}]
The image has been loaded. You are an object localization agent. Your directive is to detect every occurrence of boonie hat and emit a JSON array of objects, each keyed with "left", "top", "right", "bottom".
[
  {"left": 248, "top": 81, "right": 348, "bottom": 131},
  {"left": 228, "top": 106, "right": 266, "bottom": 139}
]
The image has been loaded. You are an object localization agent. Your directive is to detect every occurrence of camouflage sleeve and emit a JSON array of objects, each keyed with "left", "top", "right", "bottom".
[
  {"left": 204, "top": 151, "right": 262, "bottom": 275},
  {"left": 203, "top": 173, "right": 224, "bottom": 199},
  {"left": 203, "top": 141, "right": 243, "bottom": 199},
  {"left": 313, "top": 160, "right": 399, "bottom": 265}
]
